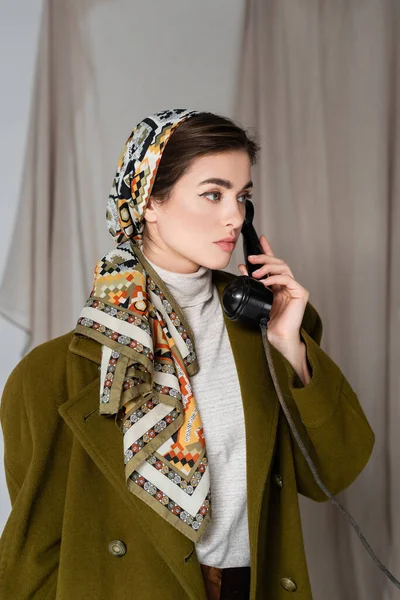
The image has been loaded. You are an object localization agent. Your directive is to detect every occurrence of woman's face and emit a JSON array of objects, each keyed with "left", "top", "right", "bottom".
[{"left": 142, "top": 150, "right": 252, "bottom": 273}]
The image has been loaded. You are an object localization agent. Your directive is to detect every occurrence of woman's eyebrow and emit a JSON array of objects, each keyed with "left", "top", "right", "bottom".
[{"left": 198, "top": 178, "right": 253, "bottom": 190}]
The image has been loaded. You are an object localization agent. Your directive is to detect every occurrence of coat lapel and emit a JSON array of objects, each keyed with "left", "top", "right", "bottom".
[{"left": 59, "top": 269, "right": 285, "bottom": 598}]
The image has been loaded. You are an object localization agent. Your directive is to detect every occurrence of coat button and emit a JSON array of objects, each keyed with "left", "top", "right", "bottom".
[
  {"left": 108, "top": 539, "right": 127, "bottom": 557},
  {"left": 273, "top": 473, "right": 283, "bottom": 488},
  {"left": 280, "top": 577, "right": 297, "bottom": 591}
]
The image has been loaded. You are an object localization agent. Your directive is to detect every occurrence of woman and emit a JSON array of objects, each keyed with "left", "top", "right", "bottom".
[{"left": 0, "top": 109, "right": 375, "bottom": 599}]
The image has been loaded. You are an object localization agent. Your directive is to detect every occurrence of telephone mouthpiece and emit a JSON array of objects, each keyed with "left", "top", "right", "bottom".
[{"left": 221, "top": 275, "right": 273, "bottom": 327}]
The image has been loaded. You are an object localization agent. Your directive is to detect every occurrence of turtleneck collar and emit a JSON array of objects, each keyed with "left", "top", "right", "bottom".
[{"left": 141, "top": 249, "right": 214, "bottom": 308}]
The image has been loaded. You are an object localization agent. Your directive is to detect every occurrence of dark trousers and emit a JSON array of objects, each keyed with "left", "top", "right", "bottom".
[{"left": 200, "top": 563, "right": 251, "bottom": 600}]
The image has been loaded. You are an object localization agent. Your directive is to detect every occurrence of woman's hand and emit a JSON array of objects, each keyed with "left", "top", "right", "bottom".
[{"left": 238, "top": 235, "right": 309, "bottom": 347}]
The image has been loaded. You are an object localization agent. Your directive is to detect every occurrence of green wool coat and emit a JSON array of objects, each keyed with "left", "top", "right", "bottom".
[{"left": 0, "top": 269, "right": 375, "bottom": 600}]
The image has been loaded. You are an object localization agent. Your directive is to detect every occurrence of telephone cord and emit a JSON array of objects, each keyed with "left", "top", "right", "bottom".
[{"left": 260, "top": 317, "right": 400, "bottom": 591}]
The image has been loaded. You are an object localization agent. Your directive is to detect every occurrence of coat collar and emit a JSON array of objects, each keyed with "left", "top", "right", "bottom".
[{"left": 59, "top": 268, "right": 288, "bottom": 599}]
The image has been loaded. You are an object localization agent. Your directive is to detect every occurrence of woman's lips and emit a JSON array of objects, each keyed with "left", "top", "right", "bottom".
[{"left": 214, "top": 241, "right": 235, "bottom": 252}]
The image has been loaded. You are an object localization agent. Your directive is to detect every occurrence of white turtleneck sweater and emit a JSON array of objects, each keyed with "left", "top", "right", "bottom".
[{"left": 142, "top": 250, "right": 251, "bottom": 569}]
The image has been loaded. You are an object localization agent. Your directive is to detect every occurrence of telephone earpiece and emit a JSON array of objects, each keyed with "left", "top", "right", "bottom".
[{"left": 221, "top": 199, "right": 274, "bottom": 327}]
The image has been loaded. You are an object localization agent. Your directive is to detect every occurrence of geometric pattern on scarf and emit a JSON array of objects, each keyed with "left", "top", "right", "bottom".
[
  {"left": 74, "top": 109, "right": 215, "bottom": 542},
  {"left": 106, "top": 108, "right": 200, "bottom": 246}
]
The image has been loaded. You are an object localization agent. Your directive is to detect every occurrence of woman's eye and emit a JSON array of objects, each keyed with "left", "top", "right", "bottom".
[
  {"left": 202, "top": 192, "right": 253, "bottom": 203},
  {"left": 204, "top": 191, "right": 221, "bottom": 202}
]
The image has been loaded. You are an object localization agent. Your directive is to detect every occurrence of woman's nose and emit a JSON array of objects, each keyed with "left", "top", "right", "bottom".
[{"left": 225, "top": 203, "right": 245, "bottom": 229}]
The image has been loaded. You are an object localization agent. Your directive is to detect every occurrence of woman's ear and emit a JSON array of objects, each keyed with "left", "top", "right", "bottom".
[{"left": 144, "top": 196, "right": 158, "bottom": 224}]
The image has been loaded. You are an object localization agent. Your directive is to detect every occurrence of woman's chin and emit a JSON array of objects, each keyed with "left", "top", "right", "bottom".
[{"left": 208, "top": 255, "right": 233, "bottom": 271}]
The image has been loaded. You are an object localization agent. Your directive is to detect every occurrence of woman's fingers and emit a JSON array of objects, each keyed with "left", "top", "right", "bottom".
[
  {"left": 248, "top": 255, "right": 285, "bottom": 265},
  {"left": 252, "top": 263, "right": 294, "bottom": 278}
]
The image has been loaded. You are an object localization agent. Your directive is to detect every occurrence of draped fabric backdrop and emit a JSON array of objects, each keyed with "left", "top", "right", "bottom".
[
  {"left": 0, "top": 0, "right": 245, "bottom": 355},
  {"left": 1, "top": 0, "right": 399, "bottom": 597},
  {"left": 0, "top": 0, "right": 112, "bottom": 352},
  {"left": 228, "top": 1, "right": 400, "bottom": 598}
]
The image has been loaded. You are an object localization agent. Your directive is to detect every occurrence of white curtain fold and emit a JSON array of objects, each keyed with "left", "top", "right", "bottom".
[
  {"left": 0, "top": 0, "right": 244, "bottom": 356},
  {"left": 229, "top": 0, "right": 399, "bottom": 598},
  {"left": 0, "top": 0, "right": 112, "bottom": 353}
]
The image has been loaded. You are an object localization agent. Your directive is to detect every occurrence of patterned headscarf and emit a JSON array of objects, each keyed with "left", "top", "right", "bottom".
[{"left": 74, "top": 109, "right": 214, "bottom": 542}]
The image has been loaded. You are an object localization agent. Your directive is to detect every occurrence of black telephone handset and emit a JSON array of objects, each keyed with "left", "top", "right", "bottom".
[
  {"left": 221, "top": 199, "right": 274, "bottom": 328},
  {"left": 221, "top": 199, "right": 400, "bottom": 591}
]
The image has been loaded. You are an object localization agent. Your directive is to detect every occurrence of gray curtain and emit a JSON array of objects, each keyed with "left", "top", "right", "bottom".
[
  {"left": 0, "top": 0, "right": 113, "bottom": 353},
  {"left": 228, "top": 0, "right": 400, "bottom": 598},
  {"left": 0, "top": 0, "right": 244, "bottom": 355}
]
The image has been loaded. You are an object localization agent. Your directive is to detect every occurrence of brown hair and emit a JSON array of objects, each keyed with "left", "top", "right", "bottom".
[{"left": 149, "top": 111, "right": 260, "bottom": 204}]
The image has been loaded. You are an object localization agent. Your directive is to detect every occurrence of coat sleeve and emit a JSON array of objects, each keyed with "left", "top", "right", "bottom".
[
  {"left": 0, "top": 337, "right": 72, "bottom": 599},
  {"left": 0, "top": 355, "right": 33, "bottom": 504},
  {"left": 269, "top": 300, "right": 375, "bottom": 502}
]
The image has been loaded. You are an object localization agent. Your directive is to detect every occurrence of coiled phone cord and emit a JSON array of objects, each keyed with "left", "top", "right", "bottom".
[{"left": 260, "top": 316, "right": 400, "bottom": 591}]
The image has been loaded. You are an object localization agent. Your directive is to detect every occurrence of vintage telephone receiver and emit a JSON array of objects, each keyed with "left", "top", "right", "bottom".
[{"left": 221, "top": 199, "right": 400, "bottom": 591}]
